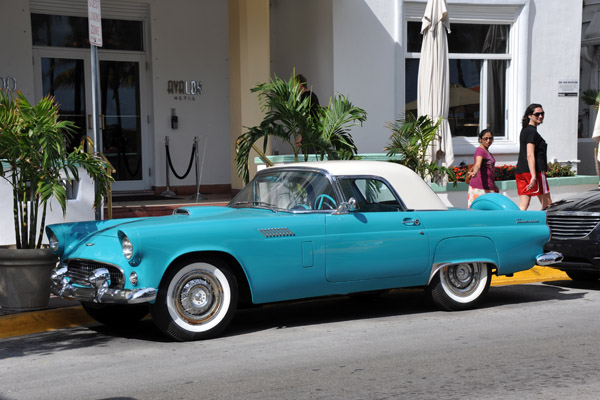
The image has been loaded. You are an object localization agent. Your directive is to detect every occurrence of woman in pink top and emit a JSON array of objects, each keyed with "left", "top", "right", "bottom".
[{"left": 467, "top": 129, "right": 499, "bottom": 208}]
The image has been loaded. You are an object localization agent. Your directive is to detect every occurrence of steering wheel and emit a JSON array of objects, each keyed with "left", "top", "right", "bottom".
[{"left": 314, "top": 194, "right": 337, "bottom": 210}]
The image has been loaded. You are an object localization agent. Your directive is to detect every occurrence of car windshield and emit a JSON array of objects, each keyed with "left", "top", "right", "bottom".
[{"left": 229, "top": 169, "right": 337, "bottom": 211}]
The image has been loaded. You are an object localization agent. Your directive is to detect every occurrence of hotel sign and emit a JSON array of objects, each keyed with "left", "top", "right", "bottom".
[{"left": 168, "top": 80, "right": 203, "bottom": 101}]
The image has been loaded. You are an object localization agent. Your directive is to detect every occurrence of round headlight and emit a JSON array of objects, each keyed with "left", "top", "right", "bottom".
[
  {"left": 48, "top": 230, "right": 60, "bottom": 253},
  {"left": 121, "top": 235, "right": 134, "bottom": 260}
]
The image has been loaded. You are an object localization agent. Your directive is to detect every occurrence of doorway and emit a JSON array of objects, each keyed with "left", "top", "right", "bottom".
[{"left": 33, "top": 49, "right": 149, "bottom": 191}]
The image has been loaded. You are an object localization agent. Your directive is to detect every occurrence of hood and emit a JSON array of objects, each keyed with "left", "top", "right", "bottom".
[
  {"left": 48, "top": 205, "right": 280, "bottom": 259},
  {"left": 49, "top": 206, "right": 276, "bottom": 245},
  {"left": 546, "top": 189, "right": 600, "bottom": 213}
]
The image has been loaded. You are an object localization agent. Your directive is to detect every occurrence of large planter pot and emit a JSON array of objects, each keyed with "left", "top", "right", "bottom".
[{"left": 0, "top": 248, "right": 58, "bottom": 311}]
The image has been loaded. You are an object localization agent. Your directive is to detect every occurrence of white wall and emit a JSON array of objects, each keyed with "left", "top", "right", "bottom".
[
  {"left": 528, "top": 0, "right": 582, "bottom": 169},
  {"left": 269, "top": 0, "right": 334, "bottom": 155},
  {"left": 272, "top": 0, "right": 582, "bottom": 169},
  {"left": 0, "top": 0, "right": 35, "bottom": 100},
  {"left": 332, "top": 0, "right": 399, "bottom": 153},
  {"left": 0, "top": 168, "right": 96, "bottom": 246},
  {"left": 149, "top": 0, "right": 231, "bottom": 187}
]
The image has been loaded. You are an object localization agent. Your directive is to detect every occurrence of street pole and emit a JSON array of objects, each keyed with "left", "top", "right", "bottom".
[
  {"left": 88, "top": 0, "right": 103, "bottom": 220},
  {"left": 90, "top": 44, "right": 102, "bottom": 220}
]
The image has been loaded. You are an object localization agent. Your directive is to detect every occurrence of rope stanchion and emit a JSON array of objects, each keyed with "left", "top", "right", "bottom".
[
  {"left": 166, "top": 137, "right": 196, "bottom": 179},
  {"left": 190, "top": 136, "right": 207, "bottom": 202},
  {"left": 161, "top": 136, "right": 176, "bottom": 197},
  {"left": 162, "top": 136, "right": 207, "bottom": 202}
]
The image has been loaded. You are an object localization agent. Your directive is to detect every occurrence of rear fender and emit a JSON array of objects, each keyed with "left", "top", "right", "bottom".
[
  {"left": 470, "top": 193, "right": 520, "bottom": 211},
  {"left": 430, "top": 237, "right": 499, "bottom": 283}
]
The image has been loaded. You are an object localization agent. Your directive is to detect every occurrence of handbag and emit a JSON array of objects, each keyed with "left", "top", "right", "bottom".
[{"left": 465, "top": 164, "right": 475, "bottom": 184}]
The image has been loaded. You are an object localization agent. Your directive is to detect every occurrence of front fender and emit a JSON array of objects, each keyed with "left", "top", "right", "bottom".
[{"left": 430, "top": 236, "right": 498, "bottom": 282}]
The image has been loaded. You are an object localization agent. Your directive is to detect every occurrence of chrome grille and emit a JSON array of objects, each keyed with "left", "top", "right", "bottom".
[
  {"left": 258, "top": 227, "right": 295, "bottom": 238},
  {"left": 546, "top": 212, "right": 600, "bottom": 240},
  {"left": 66, "top": 259, "right": 125, "bottom": 288}
]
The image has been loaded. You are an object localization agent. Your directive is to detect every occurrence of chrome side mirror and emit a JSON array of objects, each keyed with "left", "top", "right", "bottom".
[{"left": 333, "top": 197, "right": 357, "bottom": 215}]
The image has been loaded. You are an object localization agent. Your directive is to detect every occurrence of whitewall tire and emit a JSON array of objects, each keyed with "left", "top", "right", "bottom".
[
  {"left": 151, "top": 258, "right": 238, "bottom": 341},
  {"left": 427, "top": 263, "right": 491, "bottom": 311}
]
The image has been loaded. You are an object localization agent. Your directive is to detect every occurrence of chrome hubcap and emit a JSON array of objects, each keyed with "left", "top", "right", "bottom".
[
  {"left": 445, "top": 263, "right": 479, "bottom": 293},
  {"left": 175, "top": 271, "right": 223, "bottom": 324}
]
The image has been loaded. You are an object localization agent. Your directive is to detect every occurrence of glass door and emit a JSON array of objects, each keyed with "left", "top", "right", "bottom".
[
  {"left": 33, "top": 49, "right": 149, "bottom": 191},
  {"left": 99, "top": 59, "right": 143, "bottom": 184}
]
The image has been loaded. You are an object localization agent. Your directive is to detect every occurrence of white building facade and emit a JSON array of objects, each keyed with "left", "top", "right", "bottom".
[
  {"left": 270, "top": 0, "right": 582, "bottom": 169},
  {"left": 0, "top": 0, "right": 587, "bottom": 245}
]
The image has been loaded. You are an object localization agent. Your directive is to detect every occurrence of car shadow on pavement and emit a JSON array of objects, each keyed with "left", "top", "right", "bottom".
[
  {"left": 482, "top": 281, "right": 586, "bottom": 309},
  {"left": 224, "top": 283, "right": 583, "bottom": 339},
  {"left": 0, "top": 326, "right": 116, "bottom": 360},
  {"left": 541, "top": 278, "right": 600, "bottom": 291},
  {"left": 1, "top": 282, "right": 586, "bottom": 350}
]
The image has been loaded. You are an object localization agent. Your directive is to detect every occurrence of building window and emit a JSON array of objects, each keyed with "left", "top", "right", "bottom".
[
  {"left": 31, "top": 14, "right": 144, "bottom": 51},
  {"left": 405, "top": 22, "right": 510, "bottom": 138}
]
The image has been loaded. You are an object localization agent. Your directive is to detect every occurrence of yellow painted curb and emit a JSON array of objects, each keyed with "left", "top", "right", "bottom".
[
  {"left": 0, "top": 306, "right": 94, "bottom": 339},
  {"left": 492, "top": 266, "right": 569, "bottom": 286}
]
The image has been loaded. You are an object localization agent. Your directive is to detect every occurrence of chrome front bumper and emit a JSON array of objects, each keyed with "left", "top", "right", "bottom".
[
  {"left": 536, "top": 251, "right": 564, "bottom": 266},
  {"left": 50, "top": 266, "right": 157, "bottom": 304}
]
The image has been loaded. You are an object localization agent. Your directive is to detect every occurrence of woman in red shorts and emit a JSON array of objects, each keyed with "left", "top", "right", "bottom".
[{"left": 515, "top": 103, "right": 552, "bottom": 210}]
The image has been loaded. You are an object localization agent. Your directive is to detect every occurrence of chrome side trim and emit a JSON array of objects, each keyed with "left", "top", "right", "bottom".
[
  {"left": 50, "top": 266, "right": 156, "bottom": 304},
  {"left": 536, "top": 251, "right": 564, "bottom": 266}
]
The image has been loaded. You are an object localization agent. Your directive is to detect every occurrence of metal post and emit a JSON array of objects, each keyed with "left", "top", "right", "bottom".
[
  {"left": 190, "top": 136, "right": 207, "bottom": 202},
  {"left": 90, "top": 44, "right": 103, "bottom": 220},
  {"left": 161, "top": 136, "right": 176, "bottom": 197}
]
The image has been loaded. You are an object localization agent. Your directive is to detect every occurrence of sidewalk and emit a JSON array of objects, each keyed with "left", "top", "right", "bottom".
[{"left": 0, "top": 266, "right": 570, "bottom": 339}]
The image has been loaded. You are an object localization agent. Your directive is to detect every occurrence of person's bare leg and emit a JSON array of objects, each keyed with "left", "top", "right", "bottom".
[
  {"left": 539, "top": 193, "right": 552, "bottom": 210},
  {"left": 519, "top": 195, "right": 531, "bottom": 210}
]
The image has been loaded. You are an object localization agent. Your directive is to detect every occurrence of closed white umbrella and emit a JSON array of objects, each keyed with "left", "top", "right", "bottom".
[{"left": 417, "top": 0, "right": 454, "bottom": 183}]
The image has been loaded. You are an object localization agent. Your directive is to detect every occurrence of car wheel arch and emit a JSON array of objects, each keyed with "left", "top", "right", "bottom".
[{"left": 429, "top": 236, "right": 499, "bottom": 282}]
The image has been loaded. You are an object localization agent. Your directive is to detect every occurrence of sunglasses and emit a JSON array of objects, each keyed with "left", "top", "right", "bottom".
[
  {"left": 532, "top": 112, "right": 545, "bottom": 117},
  {"left": 482, "top": 137, "right": 494, "bottom": 141}
]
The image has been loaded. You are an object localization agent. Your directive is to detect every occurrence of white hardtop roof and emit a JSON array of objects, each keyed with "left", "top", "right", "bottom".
[{"left": 268, "top": 160, "right": 447, "bottom": 210}]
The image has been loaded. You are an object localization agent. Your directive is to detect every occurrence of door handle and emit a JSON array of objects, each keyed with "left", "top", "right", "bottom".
[
  {"left": 87, "top": 114, "right": 106, "bottom": 130},
  {"left": 402, "top": 218, "right": 421, "bottom": 226}
]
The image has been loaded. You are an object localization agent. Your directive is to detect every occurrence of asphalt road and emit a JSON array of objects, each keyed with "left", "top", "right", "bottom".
[{"left": 2, "top": 280, "right": 600, "bottom": 400}]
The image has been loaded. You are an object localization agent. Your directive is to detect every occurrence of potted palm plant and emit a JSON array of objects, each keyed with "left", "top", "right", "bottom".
[
  {"left": 385, "top": 112, "right": 456, "bottom": 184},
  {"left": 235, "top": 72, "right": 367, "bottom": 183},
  {"left": 0, "top": 90, "right": 114, "bottom": 310}
]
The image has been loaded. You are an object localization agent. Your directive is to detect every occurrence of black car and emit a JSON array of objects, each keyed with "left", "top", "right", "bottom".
[{"left": 544, "top": 189, "right": 600, "bottom": 281}]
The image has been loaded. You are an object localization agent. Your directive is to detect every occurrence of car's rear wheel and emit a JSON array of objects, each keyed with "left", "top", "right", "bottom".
[
  {"left": 566, "top": 270, "right": 600, "bottom": 282},
  {"left": 151, "top": 258, "right": 238, "bottom": 341},
  {"left": 427, "top": 263, "right": 491, "bottom": 311},
  {"left": 81, "top": 302, "right": 149, "bottom": 327}
]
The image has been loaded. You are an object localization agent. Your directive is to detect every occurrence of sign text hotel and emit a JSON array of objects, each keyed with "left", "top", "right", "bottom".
[{"left": 168, "top": 80, "right": 203, "bottom": 101}]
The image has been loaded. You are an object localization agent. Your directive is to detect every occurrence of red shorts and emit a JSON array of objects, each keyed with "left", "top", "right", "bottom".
[{"left": 516, "top": 171, "right": 550, "bottom": 196}]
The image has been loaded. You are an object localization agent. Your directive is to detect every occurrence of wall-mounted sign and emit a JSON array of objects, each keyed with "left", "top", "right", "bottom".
[
  {"left": 168, "top": 80, "right": 203, "bottom": 101},
  {"left": 558, "top": 79, "right": 578, "bottom": 97},
  {"left": 0, "top": 76, "right": 17, "bottom": 92}
]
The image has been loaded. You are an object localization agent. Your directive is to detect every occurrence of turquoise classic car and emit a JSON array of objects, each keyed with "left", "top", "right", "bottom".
[{"left": 48, "top": 161, "right": 561, "bottom": 341}]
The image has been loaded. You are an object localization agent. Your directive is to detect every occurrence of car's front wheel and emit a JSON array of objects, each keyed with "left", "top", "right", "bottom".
[
  {"left": 151, "top": 258, "right": 238, "bottom": 341},
  {"left": 427, "top": 263, "right": 491, "bottom": 311}
]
